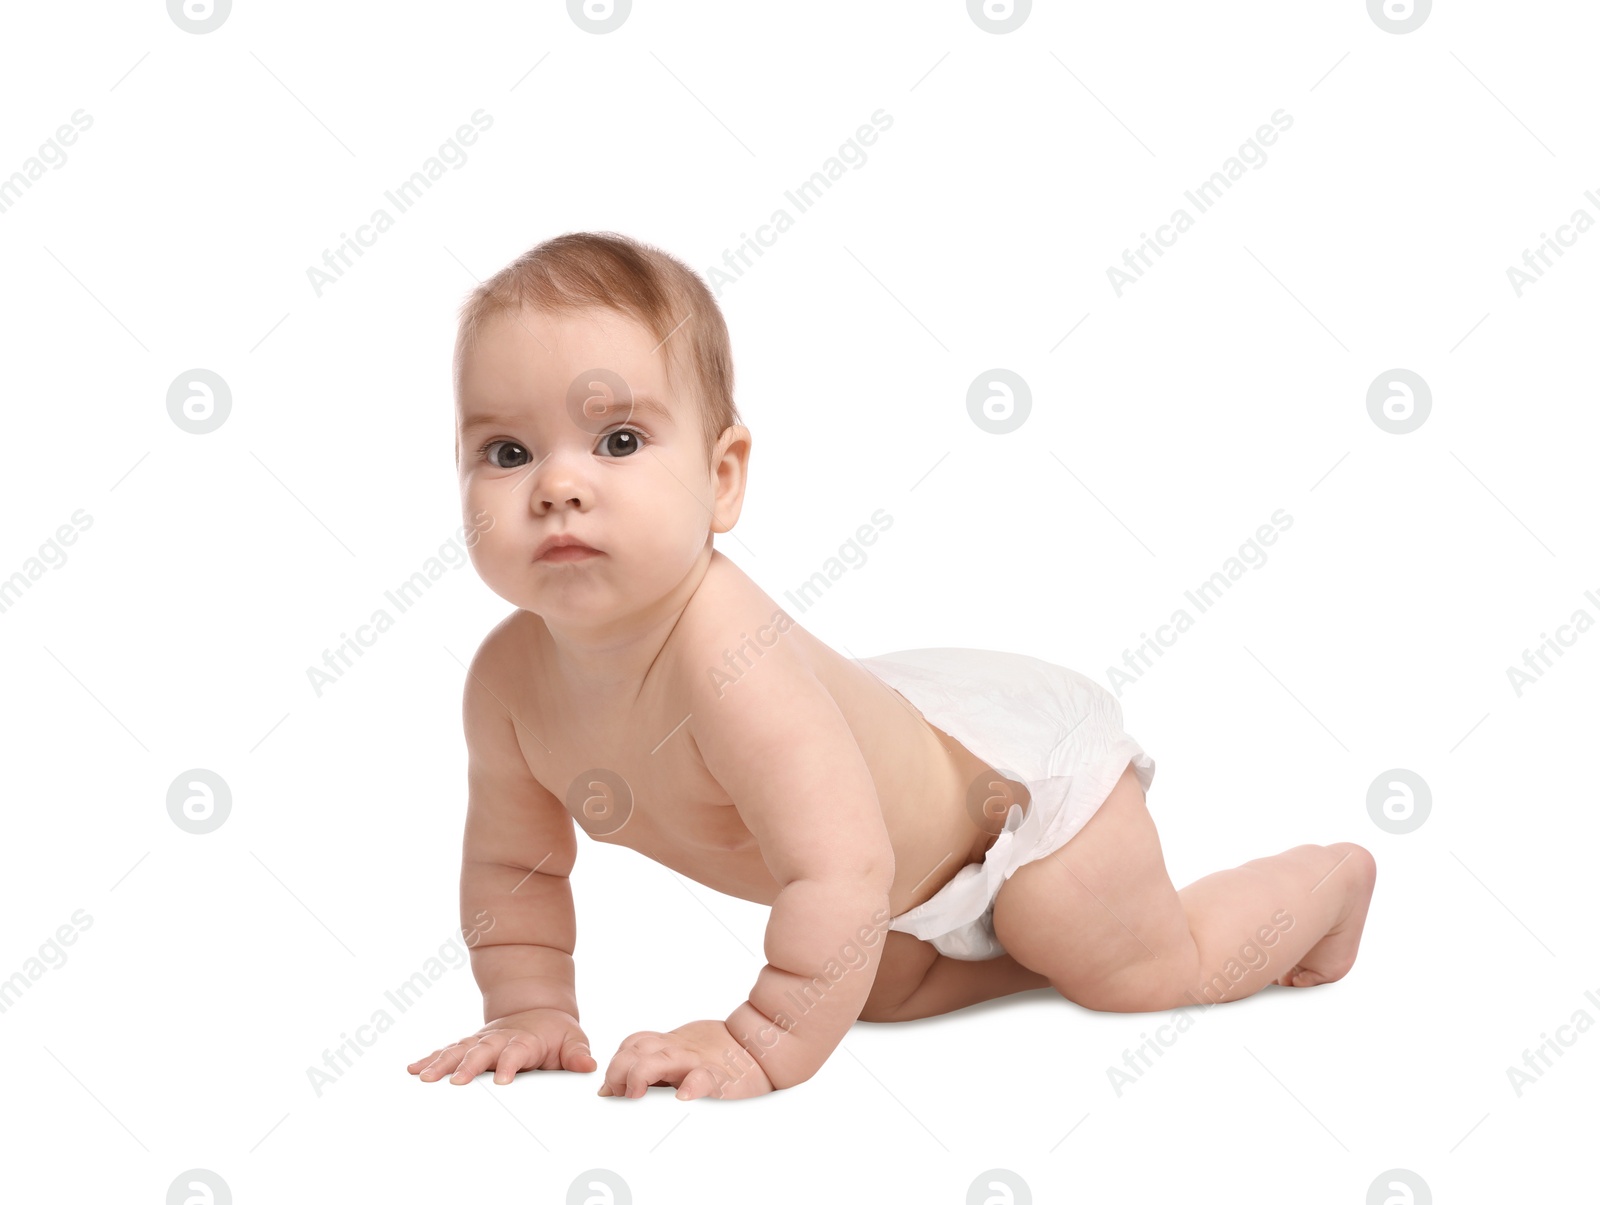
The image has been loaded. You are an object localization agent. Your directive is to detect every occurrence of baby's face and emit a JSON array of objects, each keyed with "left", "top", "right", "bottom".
[{"left": 456, "top": 305, "right": 734, "bottom": 626}]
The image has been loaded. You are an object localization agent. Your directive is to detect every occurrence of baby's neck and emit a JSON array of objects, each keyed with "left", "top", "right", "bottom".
[{"left": 535, "top": 549, "right": 714, "bottom": 699}]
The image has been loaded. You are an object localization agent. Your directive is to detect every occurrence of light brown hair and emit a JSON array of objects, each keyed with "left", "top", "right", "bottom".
[{"left": 454, "top": 231, "right": 740, "bottom": 463}]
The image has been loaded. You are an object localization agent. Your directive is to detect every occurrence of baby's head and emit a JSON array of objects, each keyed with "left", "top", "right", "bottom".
[{"left": 453, "top": 232, "right": 749, "bottom": 627}]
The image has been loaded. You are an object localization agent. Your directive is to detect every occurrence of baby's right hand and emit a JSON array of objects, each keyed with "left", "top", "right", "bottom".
[{"left": 407, "top": 1008, "right": 599, "bottom": 1086}]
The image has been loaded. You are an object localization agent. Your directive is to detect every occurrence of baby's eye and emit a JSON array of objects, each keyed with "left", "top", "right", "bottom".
[
  {"left": 597, "top": 428, "right": 646, "bottom": 458},
  {"left": 482, "top": 439, "right": 530, "bottom": 469}
]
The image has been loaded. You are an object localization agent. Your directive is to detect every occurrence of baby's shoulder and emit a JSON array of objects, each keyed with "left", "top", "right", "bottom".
[
  {"left": 473, "top": 606, "right": 544, "bottom": 662},
  {"left": 463, "top": 608, "right": 551, "bottom": 708},
  {"left": 670, "top": 553, "right": 818, "bottom": 707}
]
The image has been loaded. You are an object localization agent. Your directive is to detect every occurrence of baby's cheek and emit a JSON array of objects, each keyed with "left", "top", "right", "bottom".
[{"left": 467, "top": 526, "right": 516, "bottom": 579}]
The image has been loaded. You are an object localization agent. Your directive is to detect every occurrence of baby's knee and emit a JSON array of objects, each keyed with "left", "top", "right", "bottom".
[{"left": 859, "top": 932, "right": 937, "bottom": 1022}]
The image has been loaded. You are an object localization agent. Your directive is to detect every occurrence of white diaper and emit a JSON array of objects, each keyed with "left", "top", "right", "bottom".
[{"left": 860, "top": 647, "right": 1157, "bottom": 962}]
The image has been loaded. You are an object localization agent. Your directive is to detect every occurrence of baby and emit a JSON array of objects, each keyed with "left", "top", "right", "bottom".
[{"left": 407, "top": 232, "right": 1377, "bottom": 1101}]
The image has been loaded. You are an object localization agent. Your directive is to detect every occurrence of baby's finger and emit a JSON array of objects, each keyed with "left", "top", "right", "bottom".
[
  {"left": 416, "top": 1043, "right": 469, "bottom": 1081},
  {"left": 597, "top": 1050, "right": 626, "bottom": 1096},
  {"left": 407, "top": 1049, "right": 445, "bottom": 1074},
  {"left": 598, "top": 1035, "right": 669, "bottom": 1096},
  {"left": 561, "top": 1033, "right": 596, "bottom": 1072},
  {"left": 492, "top": 1037, "right": 539, "bottom": 1085},
  {"left": 675, "top": 1066, "right": 720, "bottom": 1101},
  {"left": 598, "top": 1043, "right": 647, "bottom": 1097},
  {"left": 624, "top": 1047, "right": 687, "bottom": 1099},
  {"left": 448, "top": 1037, "right": 504, "bottom": 1084}
]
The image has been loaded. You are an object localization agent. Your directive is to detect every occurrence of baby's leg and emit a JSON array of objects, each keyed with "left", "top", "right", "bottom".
[
  {"left": 1176, "top": 841, "right": 1376, "bottom": 999},
  {"left": 991, "top": 763, "right": 1377, "bottom": 1012},
  {"left": 858, "top": 931, "right": 1051, "bottom": 1023}
]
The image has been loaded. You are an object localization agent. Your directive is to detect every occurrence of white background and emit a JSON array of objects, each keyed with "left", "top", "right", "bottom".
[{"left": 2, "top": 1, "right": 1595, "bottom": 1201}]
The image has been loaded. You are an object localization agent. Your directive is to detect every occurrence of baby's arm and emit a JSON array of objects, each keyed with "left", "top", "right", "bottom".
[
  {"left": 408, "top": 648, "right": 598, "bottom": 1085},
  {"left": 689, "top": 652, "right": 896, "bottom": 1093}
]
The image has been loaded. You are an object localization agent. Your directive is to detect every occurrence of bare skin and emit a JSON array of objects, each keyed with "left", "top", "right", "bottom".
[
  {"left": 484, "top": 565, "right": 1005, "bottom": 919},
  {"left": 406, "top": 302, "right": 1377, "bottom": 1101}
]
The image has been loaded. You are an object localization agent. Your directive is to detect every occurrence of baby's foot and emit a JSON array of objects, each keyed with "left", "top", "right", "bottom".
[{"left": 1276, "top": 844, "right": 1376, "bottom": 988}]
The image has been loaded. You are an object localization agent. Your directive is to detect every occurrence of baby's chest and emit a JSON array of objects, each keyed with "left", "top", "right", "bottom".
[{"left": 526, "top": 719, "right": 751, "bottom": 850}]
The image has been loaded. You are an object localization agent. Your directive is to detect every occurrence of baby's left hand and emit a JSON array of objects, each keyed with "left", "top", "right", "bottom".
[{"left": 598, "top": 1020, "right": 774, "bottom": 1100}]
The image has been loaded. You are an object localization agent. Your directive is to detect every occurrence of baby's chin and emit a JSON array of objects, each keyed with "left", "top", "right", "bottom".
[
  {"left": 504, "top": 567, "right": 629, "bottom": 619},
  {"left": 489, "top": 544, "right": 704, "bottom": 622}
]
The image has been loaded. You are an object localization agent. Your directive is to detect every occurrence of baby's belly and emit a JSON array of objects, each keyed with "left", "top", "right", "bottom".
[
  {"left": 604, "top": 641, "right": 1003, "bottom": 915},
  {"left": 618, "top": 821, "right": 784, "bottom": 905},
  {"left": 625, "top": 773, "right": 991, "bottom": 917},
  {"left": 877, "top": 727, "right": 1000, "bottom": 915},
  {"left": 820, "top": 663, "right": 1003, "bottom": 913}
]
